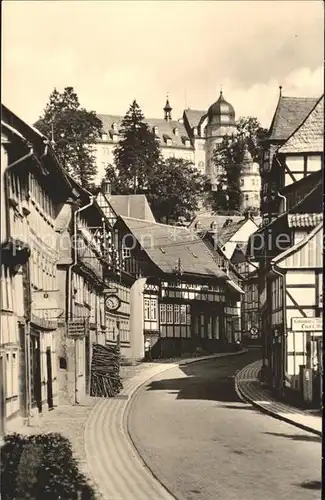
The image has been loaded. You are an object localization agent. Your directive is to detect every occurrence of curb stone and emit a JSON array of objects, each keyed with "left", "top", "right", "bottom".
[{"left": 235, "top": 365, "right": 322, "bottom": 438}]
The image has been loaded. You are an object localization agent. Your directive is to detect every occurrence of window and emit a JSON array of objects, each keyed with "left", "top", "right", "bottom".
[
  {"left": 144, "top": 297, "right": 157, "bottom": 321},
  {"left": 174, "top": 304, "right": 180, "bottom": 324},
  {"left": 180, "top": 305, "right": 187, "bottom": 324},
  {"left": 160, "top": 304, "right": 166, "bottom": 323},
  {"left": 240, "top": 179, "right": 244, "bottom": 186},
  {"left": 167, "top": 304, "right": 173, "bottom": 324},
  {"left": 245, "top": 194, "right": 249, "bottom": 201},
  {"left": 150, "top": 299, "right": 157, "bottom": 321}
]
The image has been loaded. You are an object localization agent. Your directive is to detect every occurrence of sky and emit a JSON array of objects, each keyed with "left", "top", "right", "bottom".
[{"left": 2, "top": 0, "right": 324, "bottom": 129}]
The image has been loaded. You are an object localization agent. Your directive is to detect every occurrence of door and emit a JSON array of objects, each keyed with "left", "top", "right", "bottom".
[
  {"left": 46, "top": 348, "right": 54, "bottom": 409},
  {"left": 30, "top": 332, "right": 42, "bottom": 412}
]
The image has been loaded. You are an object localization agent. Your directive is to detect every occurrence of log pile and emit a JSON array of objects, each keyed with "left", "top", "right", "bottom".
[{"left": 90, "top": 343, "right": 123, "bottom": 397}]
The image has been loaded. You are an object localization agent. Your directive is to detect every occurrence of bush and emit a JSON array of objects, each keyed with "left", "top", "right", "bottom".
[{"left": 1, "top": 432, "right": 96, "bottom": 500}]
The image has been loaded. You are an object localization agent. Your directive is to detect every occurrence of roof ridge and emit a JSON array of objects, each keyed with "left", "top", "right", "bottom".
[{"left": 281, "top": 95, "right": 320, "bottom": 100}]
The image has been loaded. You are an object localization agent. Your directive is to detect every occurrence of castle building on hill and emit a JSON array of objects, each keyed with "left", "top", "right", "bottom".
[{"left": 95, "top": 92, "right": 260, "bottom": 206}]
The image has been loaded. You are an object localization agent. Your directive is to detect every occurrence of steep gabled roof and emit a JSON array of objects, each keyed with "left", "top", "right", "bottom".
[
  {"left": 97, "top": 114, "right": 193, "bottom": 150},
  {"left": 278, "top": 95, "right": 324, "bottom": 153},
  {"left": 183, "top": 109, "right": 206, "bottom": 129},
  {"left": 217, "top": 219, "right": 254, "bottom": 247},
  {"left": 267, "top": 96, "right": 319, "bottom": 141},
  {"left": 121, "top": 216, "right": 228, "bottom": 279},
  {"left": 108, "top": 194, "right": 155, "bottom": 222}
]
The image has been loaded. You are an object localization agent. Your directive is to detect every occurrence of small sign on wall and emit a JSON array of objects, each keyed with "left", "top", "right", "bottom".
[
  {"left": 67, "top": 319, "right": 88, "bottom": 338},
  {"left": 291, "top": 317, "right": 322, "bottom": 332}
]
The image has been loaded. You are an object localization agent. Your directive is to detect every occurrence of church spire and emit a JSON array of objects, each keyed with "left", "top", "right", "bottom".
[{"left": 163, "top": 94, "right": 172, "bottom": 121}]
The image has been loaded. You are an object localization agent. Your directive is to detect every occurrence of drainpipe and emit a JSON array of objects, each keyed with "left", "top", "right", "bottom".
[
  {"left": 270, "top": 262, "right": 287, "bottom": 397},
  {"left": 67, "top": 195, "right": 95, "bottom": 320},
  {"left": 277, "top": 191, "right": 287, "bottom": 214},
  {"left": 67, "top": 195, "right": 94, "bottom": 405}
]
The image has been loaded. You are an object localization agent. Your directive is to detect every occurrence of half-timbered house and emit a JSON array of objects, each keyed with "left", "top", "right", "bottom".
[
  {"left": 115, "top": 216, "right": 244, "bottom": 359},
  {"left": 248, "top": 178, "right": 323, "bottom": 405},
  {"left": 260, "top": 90, "right": 322, "bottom": 221},
  {"left": 231, "top": 244, "right": 261, "bottom": 345},
  {"left": 1, "top": 105, "right": 74, "bottom": 430},
  {"left": 55, "top": 177, "right": 136, "bottom": 403}
]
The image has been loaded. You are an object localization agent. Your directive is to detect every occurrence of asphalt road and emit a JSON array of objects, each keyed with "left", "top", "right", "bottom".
[{"left": 128, "top": 351, "right": 322, "bottom": 500}]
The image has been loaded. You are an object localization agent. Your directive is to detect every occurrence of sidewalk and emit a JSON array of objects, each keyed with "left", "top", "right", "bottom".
[
  {"left": 235, "top": 360, "right": 322, "bottom": 437},
  {"left": 5, "top": 349, "right": 247, "bottom": 500}
]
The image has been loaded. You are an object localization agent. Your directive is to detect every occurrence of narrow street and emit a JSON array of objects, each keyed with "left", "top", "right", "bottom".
[{"left": 128, "top": 351, "right": 321, "bottom": 500}]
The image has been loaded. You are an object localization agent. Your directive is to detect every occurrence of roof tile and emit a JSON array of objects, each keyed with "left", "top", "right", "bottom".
[
  {"left": 121, "top": 216, "right": 227, "bottom": 278},
  {"left": 268, "top": 96, "right": 319, "bottom": 141},
  {"left": 287, "top": 213, "right": 323, "bottom": 228},
  {"left": 98, "top": 114, "right": 193, "bottom": 150},
  {"left": 279, "top": 96, "right": 324, "bottom": 153}
]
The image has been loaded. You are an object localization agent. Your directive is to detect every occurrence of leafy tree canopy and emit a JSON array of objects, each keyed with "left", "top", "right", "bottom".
[
  {"left": 209, "top": 116, "right": 267, "bottom": 213},
  {"left": 147, "top": 158, "right": 209, "bottom": 224},
  {"left": 34, "top": 87, "right": 102, "bottom": 190}
]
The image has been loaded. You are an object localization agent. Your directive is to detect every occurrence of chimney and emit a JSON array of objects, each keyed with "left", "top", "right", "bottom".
[{"left": 102, "top": 180, "right": 111, "bottom": 196}]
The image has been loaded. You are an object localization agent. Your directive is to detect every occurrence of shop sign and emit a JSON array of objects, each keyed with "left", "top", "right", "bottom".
[
  {"left": 67, "top": 319, "right": 87, "bottom": 337},
  {"left": 291, "top": 317, "right": 322, "bottom": 332}
]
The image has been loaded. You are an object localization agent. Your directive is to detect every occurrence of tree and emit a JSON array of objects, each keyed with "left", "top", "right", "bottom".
[
  {"left": 113, "top": 100, "right": 161, "bottom": 194},
  {"left": 147, "top": 158, "right": 209, "bottom": 224},
  {"left": 210, "top": 116, "right": 268, "bottom": 213},
  {"left": 34, "top": 87, "right": 102, "bottom": 189}
]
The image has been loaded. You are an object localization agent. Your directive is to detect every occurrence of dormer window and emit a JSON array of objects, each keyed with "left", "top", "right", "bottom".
[
  {"left": 110, "top": 130, "right": 118, "bottom": 141},
  {"left": 173, "top": 127, "right": 179, "bottom": 136},
  {"left": 163, "top": 134, "right": 172, "bottom": 146},
  {"left": 193, "top": 127, "right": 198, "bottom": 136},
  {"left": 153, "top": 126, "right": 159, "bottom": 136},
  {"left": 112, "top": 122, "right": 118, "bottom": 132},
  {"left": 181, "top": 136, "right": 190, "bottom": 147}
]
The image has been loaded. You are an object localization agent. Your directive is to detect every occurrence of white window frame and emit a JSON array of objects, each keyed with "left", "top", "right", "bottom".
[
  {"left": 160, "top": 304, "right": 166, "bottom": 324},
  {"left": 166, "top": 304, "right": 173, "bottom": 324}
]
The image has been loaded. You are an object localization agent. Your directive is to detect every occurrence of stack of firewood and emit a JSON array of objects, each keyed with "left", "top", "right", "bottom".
[{"left": 90, "top": 343, "right": 123, "bottom": 397}]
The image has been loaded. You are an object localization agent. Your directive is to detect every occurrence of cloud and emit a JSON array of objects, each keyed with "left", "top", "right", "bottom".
[{"left": 2, "top": 0, "right": 323, "bottom": 128}]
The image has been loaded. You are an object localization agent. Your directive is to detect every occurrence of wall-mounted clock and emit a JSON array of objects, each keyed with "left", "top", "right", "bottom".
[{"left": 105, "top": 294, "right": 121, "bottom": 312}]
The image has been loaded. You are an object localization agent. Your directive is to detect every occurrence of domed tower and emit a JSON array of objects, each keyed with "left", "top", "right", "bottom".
[
  {"left": 205, "top": 91, "right": 237, "bottom": 189},
  {"left": 240, "top": 147, "right": 261, "bottom": 213}
]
